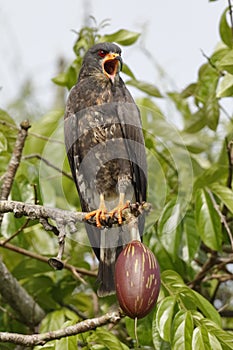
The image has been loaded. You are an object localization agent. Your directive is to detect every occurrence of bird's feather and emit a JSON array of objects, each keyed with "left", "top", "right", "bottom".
[{"left": 64, "top": 43, "right": 147, "bottom": 295}]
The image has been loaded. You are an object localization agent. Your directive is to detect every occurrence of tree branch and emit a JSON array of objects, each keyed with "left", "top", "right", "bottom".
[
  {"left": 0, "top": 200, "right": 86, "bottom": 223},
  {"left": 0, "top": 120, "right": 31, "bottom": 202},
  {"left": 0, "top": 311, "right": 121, "bottom": 346},
  {"left": 0, "top": 199, "right": 148, "bottom": 270},
  {"left": 0, "top": 121, "right": 47, "bottom": 330},
  {"left": 0, "top": 259, "right": 45, "bottom": 329},
  {"left": 0, "top": 241, "right": 97, "bottom": 278},
  {"left": 23, "top": 153, "right": 73, "bottom": 180},
  {"left": 188, "top": 250, "right": 218, "bottom": 289},
  {"left": 0, "top": 199, "right": 149, "bottom": 228}
]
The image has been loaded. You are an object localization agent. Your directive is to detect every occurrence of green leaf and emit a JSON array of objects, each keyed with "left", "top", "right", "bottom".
[
  {"left": 205, "top": 93, "right": 219, "bottom": 131},
  {"left": 194, "top": 164, "right": 228, "bottom": 191},
  {"left": 219, "top": 49, "right": 233, "bottom": 74},
  {"left": 152, "top": 317, "right": 171, "bottom": 350},
  {"left": 171, "top": 310, "right": 193, "bottom": 350},
  {"left": 161, "top": 270, "right": 186, "bottom": 290},
  {"left": 200, "top": 319, "right": 233, "bottom": 349},
  {"left": 24, "top": 109, "right": 64, "bottom": 155},
  {"left": 137, "top": 97, "right": 164, "bottom": 119},
  {"left": 89, "top": 329, "right": 129, "bottom": 350},
  {"left": 192, "top": 326, "right": 212, "bottom": 350},
  {"left": 52, "top": 62, "right": 80, "bottom": 90},
  {"left": 102, "top": 29, "right": 140, "bottom": 45},
  {"left": 180, "top": 83, "right": 197, "bottom": 98},
  {"left": 125, "top": 314, "right": 154, "bottom": 347},
  {"left": 184, "top": 109, "right": 207, "bottom": 133},
  {"left": 40, "top": 310, "right": 66, "bottom": 332},
  {"left": 193, "top": 63, "right": 220, "bottom": 130},
  {"left": 195, "top": 188, "right": 222, "bottom": 250},
  {"left": 168, "top": 92, "right": 191, "bottom": 119},
  {"left": 156, "top": 296, "right": 177, "bottom": 342},
  {"left": 217, "top": 73, "right": 233, "bottom": 98},
  {"left": 121, "top": 63, "right": 136, "bottom": 79},
  {"left": 181, "top": 211, "right": 200, "bottom": 262},
  {"left": 126, "top": 79, "right": 162, "bottom": 97},
  {"left": 0, "top": 132, "right": 7, "bottom": 152},
  {"left": 210, "top": 183, "right": 233, "bottom": 214},
  {"left": 180, "top": 132, "right": 210, "bottom": 154},
  {"left": 196, "top": 64, "right": 219, "bottom": 100},
  {"left": 55, "top": 334, "right": 78, "bottom": 350},
  {"left": 219, "top": 8, "right": 233, "bottom": 48},
  {"left": 12, "top": 258, "right": 52, "bottom": 279},
  {"left": 157, "top": 200, "right": 182, "bottom": 259},
  {"left": 208, "top": 334, "right": 224, "bottom": 350},
  {"left": 191, "top": 290, "right": 222, "bottom": 326}
]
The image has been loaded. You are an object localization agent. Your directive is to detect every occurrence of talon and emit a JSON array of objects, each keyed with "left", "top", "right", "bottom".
[
  {"left": 85, "top": 209, "right": 107, "bottom": 228},
  {"left": 109, "top": 200, "right": 130, "bottom": 225},
  {"left": 85, "top": 194, "right": 107, "bottom": 228}
]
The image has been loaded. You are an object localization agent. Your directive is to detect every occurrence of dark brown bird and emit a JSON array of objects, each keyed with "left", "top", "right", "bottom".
[{"left": 64, "top": 42, "right": 147, "bottom": 296}]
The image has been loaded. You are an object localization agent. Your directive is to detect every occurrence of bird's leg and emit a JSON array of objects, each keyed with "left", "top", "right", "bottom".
[
  {"left": 85, "top": 194, "right": 107, "bottom": 228},
  {"left": 109, "top": 192, "right": 130, "bottom": 225}
]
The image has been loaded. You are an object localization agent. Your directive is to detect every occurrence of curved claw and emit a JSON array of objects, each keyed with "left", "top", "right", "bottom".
[
  {"left": 109, "top": 200, "right": 130, "bottom": 225},
  {"left": 85, "top": 209, "right": 107, "bottom": 228},
  {"left": 85, "top": 194, "right": 107, "bottom": 228}
]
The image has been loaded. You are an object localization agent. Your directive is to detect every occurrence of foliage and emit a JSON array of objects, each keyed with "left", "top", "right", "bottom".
[{"left": 1, "top": 5, "right": 233, "bottom": 350}]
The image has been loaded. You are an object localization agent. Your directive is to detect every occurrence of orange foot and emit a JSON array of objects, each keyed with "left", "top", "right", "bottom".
[
  {"left": 85, "top": 208, "right": 107, "bottom": 228},
  {"left": 109, "top": 200, "right": 130, "bottom": 225},
  {"left": 85, "top": 194, "right": 107, "bottom": 228}
]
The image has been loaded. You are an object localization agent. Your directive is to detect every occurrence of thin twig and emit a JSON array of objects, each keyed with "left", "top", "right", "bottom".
[
  {"left": 1, "top": 219, "right": 30, "bottom": 245},
  {"left": 0, "top": 120, "right": 63, "bottom": 144},
  {"left": 203, "top": 273, "right": 233, "bottom": 282},
  {"left": 188, "top": 251, "right": 218, "bottom": 289},
  {"left": 200, "top": 49, "right": 224, "bottom": 76},
  {"left": 28, "top": 132, "right": 63, "bottom": 144},
  {"left": 0, "top": 311, "right": 121, "bottom": 346},
  {"left": 23, "top": 154, "right": 73, "bottom": 180},
  {"left": 0, "top": 241, "right": 97, "bottom": 278},
  {"left": 207, "top": 189, "right": 233, "bottom": 250},
  {"left": 0, "top": 120, "right": 31, "bottom": 226},
  {"left": 0, "top": 120, "right": 31, "bottom": 201}
]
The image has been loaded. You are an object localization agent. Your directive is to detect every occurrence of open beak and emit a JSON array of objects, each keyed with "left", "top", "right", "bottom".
[{"left": 102, "top": 53, "right": 122, "bottom": 83}]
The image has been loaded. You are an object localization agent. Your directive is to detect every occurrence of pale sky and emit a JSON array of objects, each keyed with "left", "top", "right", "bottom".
[{"left": 0, "top": 0, "right": 226, "bottom": 114}]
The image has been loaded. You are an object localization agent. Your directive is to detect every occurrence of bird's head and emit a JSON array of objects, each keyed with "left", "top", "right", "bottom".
[{"left": 80, "top": 42, "right": 123, "bottom": 84}]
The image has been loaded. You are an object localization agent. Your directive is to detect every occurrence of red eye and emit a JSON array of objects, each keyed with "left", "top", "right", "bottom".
[{"left": 98, "top": 50, "right": 107, "bottom": 58}]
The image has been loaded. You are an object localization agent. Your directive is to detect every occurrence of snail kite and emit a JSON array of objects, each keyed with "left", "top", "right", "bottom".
[{"left": 64, "top": 42, "right": 147, "bottom": 296}]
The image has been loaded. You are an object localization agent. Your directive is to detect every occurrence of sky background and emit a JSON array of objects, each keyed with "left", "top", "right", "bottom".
[{"left": 0, "top": 0, "right": 227, "bottom": 115}]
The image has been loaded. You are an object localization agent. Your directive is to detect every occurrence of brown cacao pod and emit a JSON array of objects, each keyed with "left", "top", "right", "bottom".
[{"left": 115, "top": 240, "right": 160, "bottom": 319}]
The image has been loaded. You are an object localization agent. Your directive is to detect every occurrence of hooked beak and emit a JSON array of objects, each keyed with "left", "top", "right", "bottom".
[{"left": 102, "top": 53, "right": 122, "bottom": 83}]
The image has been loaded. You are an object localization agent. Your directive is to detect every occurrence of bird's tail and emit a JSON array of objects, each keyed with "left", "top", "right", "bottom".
[
  {"left": 97, "top": 219, "right": 141, "bottom": 297},
  {"left": 97, "top": 247, "right": 118, "bottom": 297}
]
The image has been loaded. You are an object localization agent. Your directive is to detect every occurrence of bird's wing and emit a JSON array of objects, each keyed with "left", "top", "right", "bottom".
[{"left": 117, "top": 101, "right": 147, "bottom": 202}]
